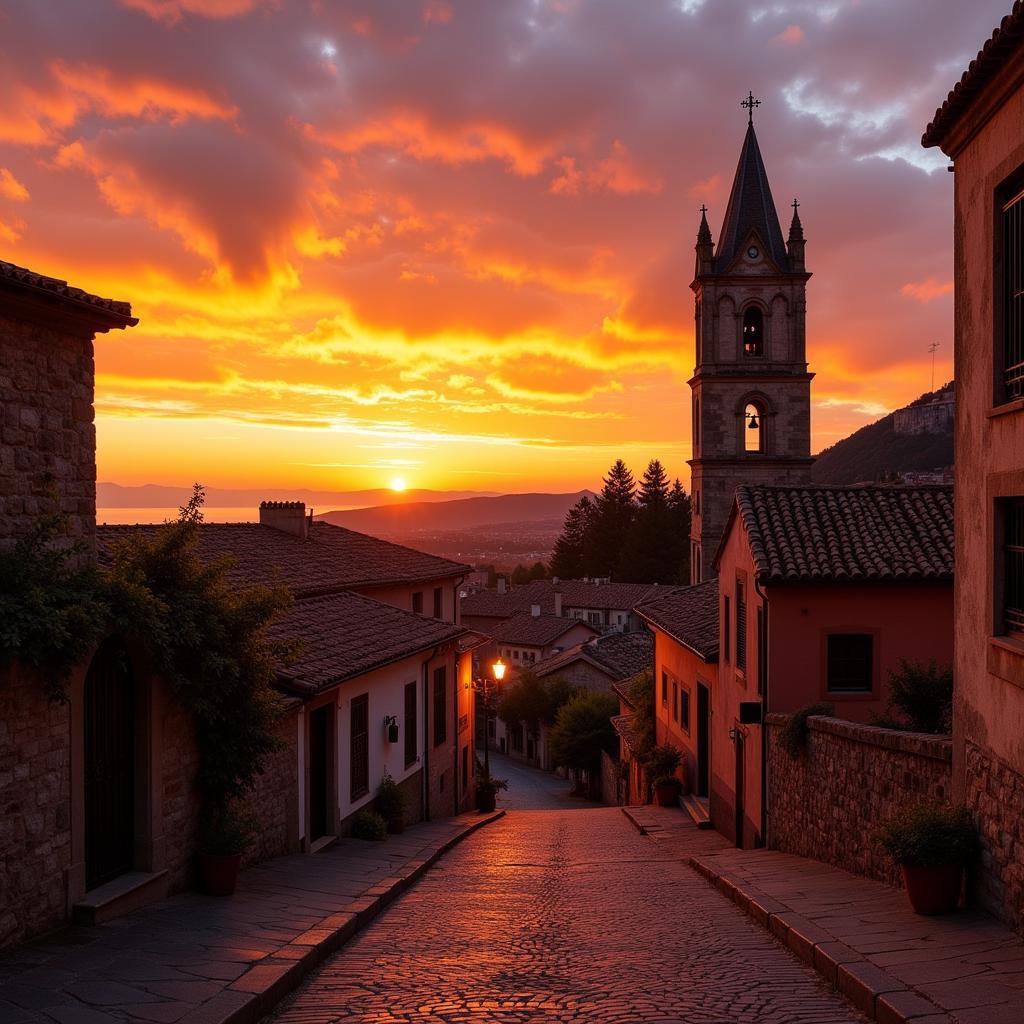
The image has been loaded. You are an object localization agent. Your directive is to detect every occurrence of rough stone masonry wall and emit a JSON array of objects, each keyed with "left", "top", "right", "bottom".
[
  {"left": 0, "top": 313, "right": 96, "bottom": 547},
  {"left": 242, "top": 712, "right": 300, "bottom": 865},
  {"left": 0, "top": 665, "right": 71, "bottom": 949},
  {"left": 965, "top": 741, "right": 1024, "bottom": 933},
  {"left": 766, "top": 714, "right": 952, "bottom": 888}
]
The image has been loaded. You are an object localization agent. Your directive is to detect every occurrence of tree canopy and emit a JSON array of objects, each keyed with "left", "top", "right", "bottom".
[{"left": 548, "top": 690, "right": 619, "bottom": 775}]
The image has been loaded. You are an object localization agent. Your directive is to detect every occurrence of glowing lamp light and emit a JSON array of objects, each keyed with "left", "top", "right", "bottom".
[{"left": 491, "top": 658, "right": 506, "bottom": 682}]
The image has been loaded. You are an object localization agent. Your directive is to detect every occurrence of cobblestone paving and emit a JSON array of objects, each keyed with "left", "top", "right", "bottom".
[{"left": 270, "top": 757, "right": 865, "bottom": 1024}]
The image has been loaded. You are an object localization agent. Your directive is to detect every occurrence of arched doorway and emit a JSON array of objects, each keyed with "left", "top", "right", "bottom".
[{"left": 84, "top": 640, "right": 135, "bottom": 890}]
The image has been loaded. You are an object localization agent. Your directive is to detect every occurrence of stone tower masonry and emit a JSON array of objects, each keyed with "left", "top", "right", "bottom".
[{"left": 688, "top": 116, "right": 814, "bottom": 583}]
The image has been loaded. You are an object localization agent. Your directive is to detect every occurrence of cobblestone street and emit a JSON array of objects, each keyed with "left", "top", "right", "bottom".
[{"left": 270, "top": 756, "right": 864, "bottom": 1024}]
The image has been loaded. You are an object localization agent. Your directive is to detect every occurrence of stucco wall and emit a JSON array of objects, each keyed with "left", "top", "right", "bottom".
[
  {"left": 766, "top": 713, "right": 952, "bottom": 887},
  {"left": 0, "top": 313, "right": 97, "bottom": 550}
]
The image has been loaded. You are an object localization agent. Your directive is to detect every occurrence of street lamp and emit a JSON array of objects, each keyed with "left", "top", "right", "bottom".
[{"left": 476, "top": 657, "right": 505, "bottom": 780}]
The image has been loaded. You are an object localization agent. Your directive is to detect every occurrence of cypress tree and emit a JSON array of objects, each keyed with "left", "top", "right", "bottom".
[
  {"left": 618, "top": 459, "right": 672, "bottom": 582},
  {"left": 582, "top": 460, "right": 636, "bottom": 578},
  {"left": 668, "top": 478, "right": 693, "bottom": 584},
  {"left": 549, "top": 496, "right": 594, "bottom": 579}
]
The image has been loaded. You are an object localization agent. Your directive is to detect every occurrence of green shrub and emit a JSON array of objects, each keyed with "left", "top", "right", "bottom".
[
  {"left": 646, "top": 743, "right": 682, "bottom": 785},
  {"left": 779, "top": 702, "right": 834, "bottom": 759},
  {"left": 200, "top": 802, "right": 258, "bottom": 856},
  {"left": 883, "top": 660, "right": 953, "bottom": 734},
  {"left": 376, "top": 771, "right": 407, "bottom": 823},
  {"left": 876, "top": 802, "right": 978, "bottom": 867},
  {"left": 475, "top": 773, "right": 509, "bottom": 798},
  {"left": 351, "top": 810, "right": 388, "bottom": 841}
]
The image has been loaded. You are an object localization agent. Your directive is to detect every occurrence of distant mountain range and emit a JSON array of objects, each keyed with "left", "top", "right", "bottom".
[
  {"left": 96, "top": 483, "right": 497, "bottom": 509},
  {"left": 812, "top": 383, "right": 954, "bottom": 485},
  {"left": 317, "top": 491, "right": 595, "bottom": 534}
]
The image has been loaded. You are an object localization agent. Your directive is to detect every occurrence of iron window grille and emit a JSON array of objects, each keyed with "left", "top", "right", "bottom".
[
  {"left": 1004, "top": 498, "right": 1024, "bottom": 635},
  {"left": 433, "top": 666, "right": 447, "bottom": 747},
  {"left": 350, "top": 694, "right": 369, "bottom": 801},
  {"left": 404, "top": 681, "right": 417, "bottom": 767},
  {"left": 826, "top": 634, "right": 873, "bottom": 693},
  {"left": 1003, "top": 187, "right": 1024, "bottom": 400}
]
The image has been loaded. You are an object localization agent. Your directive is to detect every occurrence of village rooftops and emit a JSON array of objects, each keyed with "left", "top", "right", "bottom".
[
  {"left": 1, "top": 259, "right": 137, "bottom": 331},
  {"left": 490, "top": 612, "right": 596, "bottom": 648},
  {"left": 96, "top": 519, "right": 470, "bottom": 598},
  {"left": 718, "top": 484, "right": 954, "bottom": 584},
  {"left": 531, "top": 630, "right": 654, "bottom": 684},
  {"left": 460, "top": 578, "right": 661, "bottom": 618},
  {"left": 923, "top": 1, "right": 1024, "bottom": 152},
  {"left": 269, "top": 590, "right": 465, "bottom": 695},
  {"left": 635, "top": 580, "right": 720, "bottom": 661}
]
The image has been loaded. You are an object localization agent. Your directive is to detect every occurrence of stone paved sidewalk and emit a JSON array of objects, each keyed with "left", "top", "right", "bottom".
[{"left": 0, "top": 810, "right": 503, "bottom": 1024}]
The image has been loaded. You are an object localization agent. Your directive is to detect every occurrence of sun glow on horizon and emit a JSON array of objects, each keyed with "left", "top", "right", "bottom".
[{"left": 390, "top": 476, "right": 408, "bottom": 492}]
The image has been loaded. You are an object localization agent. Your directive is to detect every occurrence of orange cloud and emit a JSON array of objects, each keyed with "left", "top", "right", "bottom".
[
  {"left": 551, "top": 142, "right": 662, "bottom": 196},
  {"left": 0, "top": 168, "right": 29, "bottom": 201},
  {"left": 773, "top": 25, "right": 806, "bottom": 45},
  {"left": 901, "top": 278, "right": 953, "bottom": 303},
  {"left": 119, "top": 0, "right": 274, "bottom": 23}
]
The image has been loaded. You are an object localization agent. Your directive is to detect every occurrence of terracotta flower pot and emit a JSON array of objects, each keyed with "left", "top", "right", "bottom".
[
  {"left": 200, "top": 852, "right": 242, "bottom": 896},
  {"left": 654, "top": 781, "right": 681, "bottom": 807},
  {"left": 901, "top": 862, "right": 963, "bottom": 915}
]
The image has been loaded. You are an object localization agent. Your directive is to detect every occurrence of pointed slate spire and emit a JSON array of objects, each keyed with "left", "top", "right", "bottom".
[
  {"left": 697, "top": 204, "right": 713, "bottom": 245},
  {"left": 715, "top": 122, "right": 788, "bottom": 271},
  {"left": 788, "top": 197, "right": 804, "bottom": 242},
  {"left": 787, "top": 197, "right": 805, "bottom": 271}
]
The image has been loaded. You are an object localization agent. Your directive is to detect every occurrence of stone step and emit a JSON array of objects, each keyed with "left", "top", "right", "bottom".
[
  {"left": 73, "top": 869, "right": 168, "bottom": 926},
  {"left": 681, "top": 793, "right": 713, "bottom": 829}
]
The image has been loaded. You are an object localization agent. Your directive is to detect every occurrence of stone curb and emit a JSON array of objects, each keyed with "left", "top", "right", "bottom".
[
  {"left": 687, "top": 855, "right": 953, "bottom": 1024},
  {"left": 180, "top": 810, "right": 506, "bottom": 1024},
  {"left": 620, "top": 806, "right": 649, "bottom": 834}
]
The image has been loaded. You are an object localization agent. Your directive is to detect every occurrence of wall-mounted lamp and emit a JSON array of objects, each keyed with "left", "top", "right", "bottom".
[{"left": 384, "top": 715, "right": 399, "bottom": 743}]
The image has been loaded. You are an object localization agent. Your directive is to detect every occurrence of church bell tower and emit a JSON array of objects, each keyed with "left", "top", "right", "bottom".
[{"left": 689, "top": 95, "right": 814, "bottom": 583}]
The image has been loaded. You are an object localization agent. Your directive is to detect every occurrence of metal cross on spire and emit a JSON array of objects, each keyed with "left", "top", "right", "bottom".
[
  {"left": 741, "top": 90, "right": 761, "bottom": 126},
  {"left": 792, "top": 198, "right": 800, "bottom": 213},
  {"left": 700, "top": 204, "right": 708, "bottom": 216}
]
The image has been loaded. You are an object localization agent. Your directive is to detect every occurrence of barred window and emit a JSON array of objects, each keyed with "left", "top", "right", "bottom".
[
  {"left": 433, "top": 666, "right": 447, "bottom": 747},
  {"left": 350, "top": 694, "right": 369, "bottom": 801},
  {"left": 1004, "top": 498, "right": 1024, "bottom": 635},
  {"left": 404, "top": 681, "right": 417, "bottom": 768},
  {"left": 1003, "top": 187, "right": 1024, "bottom": 400},
  {"left": 827, "top": 634, "right": 873, "bottom": 693},
  {"left": 736, "top": 578, "right": 747, "bottom": 672}
]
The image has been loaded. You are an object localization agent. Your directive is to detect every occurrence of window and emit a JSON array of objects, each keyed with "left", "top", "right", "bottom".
[
  {"left": 513, "top": 650, "right": 520, "bottom": 661},
  {"left": 742, "top": 306, "right": 764, "bottom": 357},
  {"left": 693, "top": 543, "right": 702, "bottom": 584},
  {"left": 723, "top": 595, "right": 731, "bottom": 662},
  {"left": 433, "top": 587, "right": 443, "bottom": 619},
  {"left": 736, "top": 578, "right": 747, "bottom": 672},
  {"left": 672, "top": 682, "right": 678, "bottom": 722},
  {"left": 827, "top": 634, "right": 873, "bottom": 693},
  {"left": 1003, "top": 498, "right": 1024, "bottom": 634},
  {"left": 744, "top": 402, "right": 764, "bottom": 453},
  {"left": 350, "top": 694, "right": 369, "bottom": 801},
  {"left": 680, "top": 688, "right": 691, "bottom": 732},
  {"left": 693, "top": 397, "right": 701, "bottom": 452},
  {"left": 404, "top": 681, "right": 417, "bottom": 768},
  {"left": 439, "top": 770, "right": 445, "bottom": 793},
  {"left": 433, "top": 667, "right": 447, "bottom": 746},
  {"left": 412, "top": 591, "right": 424, "bottom": 614},
  {"left": 587, "top": 611, "right": 601, "bottom": 625},
  {"left": 1001, "top": 184, "right": 1024, "bottom": 400},
  {"left": 661, "top": 671, "right": 668, "bottom": 707}
]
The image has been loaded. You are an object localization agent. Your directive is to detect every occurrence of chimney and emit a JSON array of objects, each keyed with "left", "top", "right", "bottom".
[
  {"left": 531, "top": 604, "right": 541, "bottom": 617},
  {"left": 497, "top": 577, "right": 507, "bottom": 594},
  {"left": 554, "top": 592, "right": 563, "bottom": 617},
  {"left": 259, "top": 500, "right": 309, "bottom": 539}
]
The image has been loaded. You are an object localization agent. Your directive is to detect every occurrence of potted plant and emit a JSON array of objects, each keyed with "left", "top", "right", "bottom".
[
  {"left": 352, "top": 809, "right": 388, "bottom": 840},
  {"left": 876, "top": 802, "right": 978, "bottom": 915},
  {"left": 199, "top": 802, "right": 256, "bottom": 897},
  {"left": 377, "top": 771, "right": 407, "bottom": 834},
  {"left": 475, "top": 772, "right": 508, "bottom": 813},
  {"left": 646, "top": 744, "right": 683, "bottom": 806}
]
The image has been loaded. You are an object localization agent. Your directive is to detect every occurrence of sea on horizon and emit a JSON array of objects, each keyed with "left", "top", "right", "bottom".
[{"left": 96, "top": 505, "right": 360, "bottom": 525}]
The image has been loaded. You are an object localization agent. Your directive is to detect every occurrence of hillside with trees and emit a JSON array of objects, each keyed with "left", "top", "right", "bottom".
[
  {"left": 811, "top": 384, "right": 954, "bottom": 485},
  {"left": 549, "top": 459, "right": 691, "bottom": 584}
]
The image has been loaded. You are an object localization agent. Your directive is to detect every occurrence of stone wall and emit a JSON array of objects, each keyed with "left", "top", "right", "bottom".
[
  {"left": 0, "top": 314, "right": 97, "bottom": 548},
  {"left": 161, "top": 697, "right": 202, "bottom": 892},
  {"left": 965, "top": 741, "right": 1024, "bottom": 932},
  {"left": 766, "top": 714, "right": 952, "bottom": 887},
  {"left": 0, "top": 665, "right": 71, "bottom": 948},
  {"left": 243, "top": 712, "right": 300, "bottom": 865}
]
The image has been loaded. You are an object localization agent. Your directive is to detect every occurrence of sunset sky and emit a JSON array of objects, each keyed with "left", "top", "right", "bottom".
[{"left": 0, "top": 0, "right": 1002, "bottom": 494}]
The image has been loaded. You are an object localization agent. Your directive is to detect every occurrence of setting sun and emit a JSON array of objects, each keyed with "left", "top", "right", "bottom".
[{"left": 390, "top": 477, "right": 408, "bottom": 493}]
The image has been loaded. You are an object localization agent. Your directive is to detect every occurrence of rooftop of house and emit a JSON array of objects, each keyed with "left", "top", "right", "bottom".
[
  {"left": 96, "top": 519, "right": 470, "bottom": 597},
  {"left": 923, "top": 2, "right": 1024, "bottom": 150},
  {"left": 723, "top": 484, "right": 954, "bottom": 585},
  {"left": 460, "top": 578, "right": 661, "bottom": 618},
  {"left": 269, "top": 590, "right": 465, "bottom": 695},
  {"left": 636, "top": 579, "right": 720, "bottom": 661},
  {"left": 531, "top": 629, "right": 653, "bottom": 684},
  {"left": 1, "top": 258, "right": 137, "bottom": 330},
  {"left": 490, "top": 612, "right": 597, "bottom": 649},
  {"left": 611, "top": 711, "right": 641, "bottom": 754}
]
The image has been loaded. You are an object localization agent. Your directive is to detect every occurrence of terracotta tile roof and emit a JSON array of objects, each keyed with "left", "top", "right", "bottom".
[
  {"left": 730, "top": 485, "right": 954, "bottom": 584},
  {"left": 96, "top": 521, "right": 470, "bottom": 597},
  {"left": 923, "top": 2, "right": 1024, "bottom": 150},
  {"left": 532, "top": 630, "right": 653, "bottom": 683},
  {"left": 0, "top": 259, "right": 137, "bottom": 329},
  {"left": 490, "top": 612, "right": 597, "bottom": 648},
  {"left": 460, "top": 578, "right": 661, "bottom": 618},
  {"left": 636, "top": 580, "right": 719, "bottom": 661},
  {"left": 269, "top": 591, "right": 464, "bottom": 694},
  {"left": 611, "top": 712, "right": 641, "bottom": 754}
]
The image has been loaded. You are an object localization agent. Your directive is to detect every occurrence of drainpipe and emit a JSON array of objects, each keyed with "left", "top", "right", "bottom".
[
  {"left": 754, "top": 575, "right": 769, "bottom": 848},
  {"left": 421, "top": 646, "right": 439, "bottom": 822}
]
